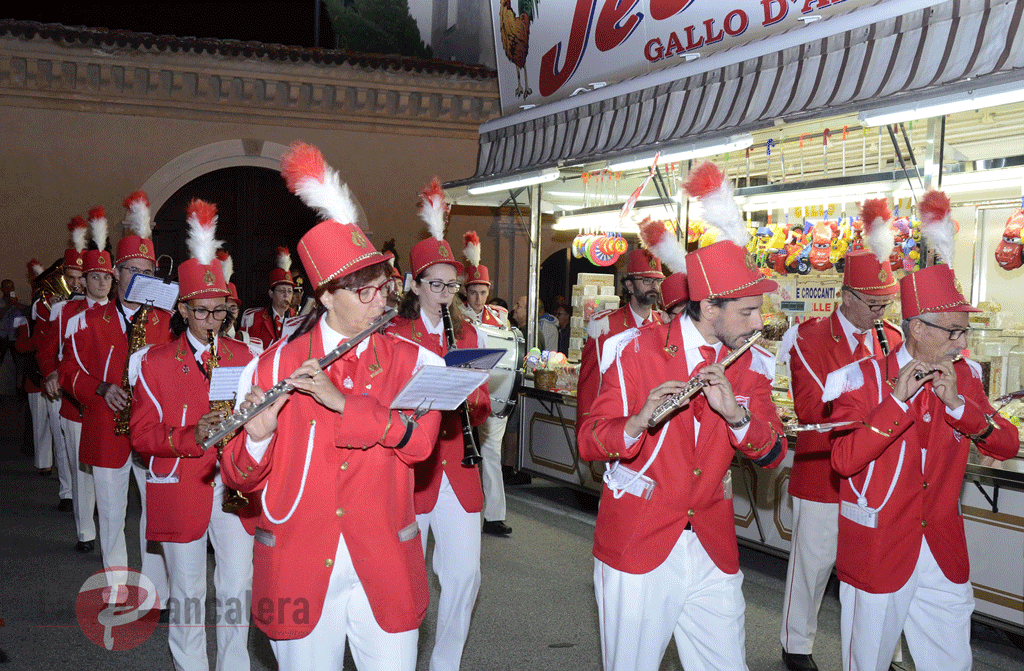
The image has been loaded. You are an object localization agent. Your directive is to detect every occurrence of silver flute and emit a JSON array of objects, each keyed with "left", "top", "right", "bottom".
[
  {"left": 647, "top": 332, "right": 762, "bottom": 428},
  {"left": 200, "top": 307, "right": 398, "bottom": 449}
]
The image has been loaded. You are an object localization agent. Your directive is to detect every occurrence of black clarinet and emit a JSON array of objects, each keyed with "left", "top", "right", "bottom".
[
  {"left": 440, "top": 303, "right": 483, "bottom": 466},
  {"left": 873, "top": 319, "right": 890, "bottom": 356}
]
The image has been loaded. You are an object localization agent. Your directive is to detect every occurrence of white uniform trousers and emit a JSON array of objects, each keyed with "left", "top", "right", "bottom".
[
  {"left": 43, "top": 395, "right": 72, "bottom": 499},
  {"left": 594, "top": 528, "right": 749, "bottom": 671},
  {"left": 270, "top": 528, "right": 418, "bottom": 671},
  {"left": 478, "top": 415, "right": 508, "bottom": 522},
  {"left": 780, "top": 496, "right": 838, "bottom": 654},
  {"left": 29, "top": 391, "right": 54, "bottom": 470},
  {"left": 417, "top": 472, "right": 482, "bottom": 671},
  {"left": 59, "top": 417, "right": 96, "bottom": 542},
  {"left": 162, "top": 474, "right": 253, "bottom": 671},
  {"left": 92, "top": 457, "right": 169, "bottom": 605},
  {"left": 840, "top": 538, "right": 973, "bottom": 671}
]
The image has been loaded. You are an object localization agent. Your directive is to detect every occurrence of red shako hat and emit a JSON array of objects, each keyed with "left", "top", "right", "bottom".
[
  {"left": 216, "top": 250, "right": 240, "bottom": 303},
  {"left": 65, "top": 215, "right": 88, "bottom": 269},
  {"left": 462, "top": 231, "right": 490, "bottom": 286},
  {"left": 280, "top": 142, "right": 390, "bottom": 290},
  {"left": 117, "top": 191, "right": 157, "bottom": 265},
  {"left": 178, "top": 199, "right": 229, "bottom": 301},
  {"left": 269, "top": 247, "right": 296, "bottom": 289},
  {"left": 686, "top": 241, "right": 778, "bottom": 302},
  {"left": 409, "top": 178, "right": 463, "bottom": 278},
  {"left": 82, "top": 206, "right": 113, "bottom": 275},
  {"left": 843, "top": 250, "right": 897, "bottom": 296}
]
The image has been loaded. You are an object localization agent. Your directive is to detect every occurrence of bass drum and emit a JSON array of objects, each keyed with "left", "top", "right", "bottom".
[{"left": 475, "top": 323, "right": 526, "bottom": 418}]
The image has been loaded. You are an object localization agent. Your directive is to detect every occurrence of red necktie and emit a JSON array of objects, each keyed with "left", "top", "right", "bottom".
[
  {"left": 853, "top": 332, "right": 871, "bottom": 360},
  {"left": 693, "top": 346, "right": 717, "bottom": 423}
]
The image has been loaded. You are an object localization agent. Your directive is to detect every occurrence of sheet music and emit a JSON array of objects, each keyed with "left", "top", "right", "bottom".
[
  {"left": 209, "top": 366, "right": 247, "bottom": 402},
  {"left": 125, "top": 274, "right": 179, "bottom": 311},
  {"left": 443, "top": 348, "right": 505, "bottom": 370},
  {"left": 390, "top": 365, "right": 488, "bottom": 412}
]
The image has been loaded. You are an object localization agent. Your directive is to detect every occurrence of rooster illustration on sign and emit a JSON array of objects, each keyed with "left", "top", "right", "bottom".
[{"left": 500, "top": 0, "right": 538, "bottom": 98}]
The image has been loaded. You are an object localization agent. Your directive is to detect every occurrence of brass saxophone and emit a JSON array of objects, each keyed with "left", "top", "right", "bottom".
[
  {"left": 114, "top": 304, "right": 152, "bottom": 435},
  {"left": 205, "top": 330, "right": 249, "bottom": 514}
]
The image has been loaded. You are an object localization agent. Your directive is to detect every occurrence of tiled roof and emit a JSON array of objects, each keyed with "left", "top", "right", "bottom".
[{"left": 0, "top": 19, "right": 497, "bottom": 79}]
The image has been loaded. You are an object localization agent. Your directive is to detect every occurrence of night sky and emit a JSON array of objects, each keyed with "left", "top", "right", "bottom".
[{"left": 5, "top": 2, "right": 335, "bottom": 48}]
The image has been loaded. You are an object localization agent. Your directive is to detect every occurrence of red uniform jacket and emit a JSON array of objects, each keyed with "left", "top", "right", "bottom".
[
  {"left": 780, "top": 312, "right": 902, "bottom": 502},
  {"left": 576, "top": 305, "right": 662, "bottom": 437},
  {"left": 474, "top": 304, "right": 508, "bottom": 327},
  {"left": 39, "top": 297, "right": 92, "bottom": 421},
  {"left": 240, "top": 306, "right": 293, "bottom": 349},
  {"left": 221, "top": 324, "right": 442, "bottom": 639},
  {"left": 827, "top": 345, "right": 1019, "bottom": 593},
  {"left": 13, "top": 313, "right": 42, "bottom": 393},
  {"left": 60, "top": 301, "right": 173, "bottom": 468},
  {"left": 578, "top": 316, "right": 786, "bottom": 575},
  {"left": 131, "top": 333, "right": 261, "bottom": 542},
  {"left": 386, "top": 314, "right": 491, "bottom": 514}
]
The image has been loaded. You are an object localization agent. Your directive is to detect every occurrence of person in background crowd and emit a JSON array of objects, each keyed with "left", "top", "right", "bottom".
[
  {"left": 239, "top": 246, "right": 296, "bottom": 347},
  {"left": 825, "top": 260, "right": 1019, "bottom": 671},
  {"left": 549, "top": 295, "right": 571, "bottom": 355},
  {"left": 777, "top": 245, "right": 903, "bottom": 671}
]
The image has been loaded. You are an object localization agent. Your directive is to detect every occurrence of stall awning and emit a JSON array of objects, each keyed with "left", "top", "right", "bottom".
[{"left": 460, "top": 0, "right": 1024, "bottom": 185}]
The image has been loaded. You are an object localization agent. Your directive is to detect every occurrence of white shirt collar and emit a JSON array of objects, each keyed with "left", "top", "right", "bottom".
[
  {"left": 420, "top": 307, "right": 444, "bottom": 336},
  {"left": 679, "top": 315, "right": 721, "bottom": 374},
  {"left": 836, "top": 307, "right": 872, "bottom": 355},
  {"left": 185, "top": 329, "right": 214, "bottom": 363},
  {"left": 629, "top": 304, "right": 650, "bottom": 328}
]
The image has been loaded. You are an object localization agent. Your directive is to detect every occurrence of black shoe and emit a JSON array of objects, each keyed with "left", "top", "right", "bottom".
[
  {"left": 782, "top": 651, "right": 818, "bottom": 671},
  {"left": 57, "top": 498, "right": 73, "bottom": 512},
  {"left": 504, "top": 469, "right": 532, "bottom": 486},
  {"left": 75, "top": 540, "right": 95, "bottom": 553},
  {"left": 482, "top": 520, "right": 512, "bottom": 536}
]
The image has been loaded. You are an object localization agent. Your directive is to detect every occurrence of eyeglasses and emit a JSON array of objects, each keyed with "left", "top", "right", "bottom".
[
  {"left": 346, "top": 279, "right": 397, "bottom": 304},
  {"left": 422, "top": 279, "right": 461, "bottom": 294},
  {"left": 186, "top": 305, "right": 229, "bottom": 320},
  {"left": 918, "top": 319, "right": 972, "bottom": 341},
  {"left": 122, "top": 266, "right": 155, "bottom": 277},
  {"left": 630, "top": 277, "right": 663, "bottom": 288},
  {"left": 845, "top": 288, "right": 892, "bottom": 313}
]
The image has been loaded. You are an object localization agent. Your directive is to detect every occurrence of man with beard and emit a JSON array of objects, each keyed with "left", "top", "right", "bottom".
[
  {"left": 576, "top": 249, "right": 665, "bottom": 440},
  {"left": 578, "top": 240, "right": 786, "bottom": 670}
]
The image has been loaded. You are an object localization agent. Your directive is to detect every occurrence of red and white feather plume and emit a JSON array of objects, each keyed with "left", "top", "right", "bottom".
[
  {"left": 637, "top": 217, "right": 687, "bottom": 274},
  {"left": 860, "top": 198, "right": 894, "bottom": 264},
  {"left": 87, "top": 206, "right": 108, "bottom": 252},
  {"left": 463, "top": 231, "right": 481, "bottom": 267},
  {"left": 683, "top": 161, "right": 749, "bottom": 247},
  {"left": 919, "top": 189, "right": 955, "bottom": 266},
  {"left": 68, "top": 215, "right": 88, "bottom": 252},
  {"left": 276, "top": 246, "right": 292, "bottom": 272},
  {"left": 27, "top": 258, "right": 43, "bottom": 278},
  {"left": 418, "top": 177, "right": 449, "bottom": 241},
  {"left": 122, "top": 191, "right": 153, "bottom": 239},
  {"left": 216, "top": 249, "right": 233, "bottom": 283},
  {"left": 185, "top": 199, "right": 223, "bottom": 264},
  {"left": 280, "top": 141, "right": 359, "bottom": 226}
]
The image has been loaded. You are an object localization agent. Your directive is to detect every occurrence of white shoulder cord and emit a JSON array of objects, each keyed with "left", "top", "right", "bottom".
[
  {"left": 603, "top": 335, "right": 668, "bottom": 499},
  {"left": 261, "top": 343, "right": 316, "bottom": 525},
  {"left": 847, "top": 359, "right": 905, "bottom": 513}
]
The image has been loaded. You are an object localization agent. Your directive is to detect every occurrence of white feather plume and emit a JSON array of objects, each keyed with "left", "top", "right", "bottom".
[
  {"left": 122, "top": 191, "right": 153, "bottom": 239},
  {"left": 88, "top": 207, "right": 108, "bottom": 252}
]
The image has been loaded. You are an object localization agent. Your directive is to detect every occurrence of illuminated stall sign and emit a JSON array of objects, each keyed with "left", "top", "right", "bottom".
[{"left": 491, "top": 0, "right": 878, "bottom": 115}]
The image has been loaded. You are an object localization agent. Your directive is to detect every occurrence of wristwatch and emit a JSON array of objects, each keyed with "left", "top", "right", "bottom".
[{"left": 727, "top": 406, "right": 751, "bottom": 429}]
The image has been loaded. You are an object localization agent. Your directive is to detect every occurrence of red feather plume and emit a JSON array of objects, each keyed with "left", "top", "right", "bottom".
[
  {"left": 859, "top": 198, "right": 892, "bottom": 228},
  {"left": 280, "top": 142, "right": 326, "bottom": 194},
  {"left": 683, "top": 162, "right": 725, "bottom": 199},
  {"left": 122, "top": 191, "right": 149, "bottom": 210},
  {"left": 918, "top": 189, "right": 951, "bottom": 226}
]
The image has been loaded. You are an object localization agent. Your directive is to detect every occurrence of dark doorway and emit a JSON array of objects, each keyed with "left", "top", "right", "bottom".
[
  {"left": 152, "top": 165, "right": 318, "bottom": 311},
  {"left": 538, "top": 248, "right": 618, "bottom": 313}
]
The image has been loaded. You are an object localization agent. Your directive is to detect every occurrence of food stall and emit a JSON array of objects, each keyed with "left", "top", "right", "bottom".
[{"left": 445, "top": 0, "right": 1024, "bottom": 634}]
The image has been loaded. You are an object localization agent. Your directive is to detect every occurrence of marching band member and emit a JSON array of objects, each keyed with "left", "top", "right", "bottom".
[
  {"left": 825, "top": 193, "right": 1019, "bottom": 671},
  {"left": 578, "top": 240, "right": 786, "bottom": 671},
  {"left": 575, "top": 248, "right": 665, "bottom": 438},
  {"left": 387, "top": 179, "right": 491, "bottom": 671},
  {"left": 61, "top": 198, "right": 172, "bottom": 604},
  {"left": 221, "top": 142, "right": 442, "bottom": 671},
  {"left": 239, "top": 246, "right": 295, "bottom": 346},
  {"left": 38, "top": 217, "right": 97, "bottom": 550},
  {"left": 461, "top": 231, "right": 512, "bottom": 537},
  {"left": 578, "top": 162, "right": 787, "bottom": 671},
  {"left": 776, "top": 200, "right": 904, "bottom": 671},
  {"left": 131, "top": 199, "right": 259, "bottom": 671},
  {"left": 633, "top": 218, "right": 688, "bottom": 323}
]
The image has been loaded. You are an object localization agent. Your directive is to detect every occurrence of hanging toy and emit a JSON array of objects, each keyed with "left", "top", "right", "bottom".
[{"left": 994, "top": 206, "right": 1024, "bottom": 271}]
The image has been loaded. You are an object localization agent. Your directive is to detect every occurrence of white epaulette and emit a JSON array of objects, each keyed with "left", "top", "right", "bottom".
[
  {"left": 128, "top": 344, "right": 153, "bottom": 387},
  {"left": 280, "top": 314, "right": 305, "bottom": 341},
  {"left": 384, "top": 332, "right": 445, "bottom": 369},
  {"left": 749, "top": 343, "right": 776, "bottom": 383},
  {"left": 12, "top": 314, "right": 27, "bottom": 330},
  {"left": 587, "top": 309, "right": 615, "bottom": 340},
  {"left": 777, "top": 323, "right": 800, "bottom": 366},
  {"left": 964, "top": 357, "right": 983, "bottom": 381},
  {"left": 239, "top": 307, "right": 259, "bottom": 329},
  {"left": 822, "top": 360, "right": 865, "bottom": 403},
  {"left": 598, "top": 327, "right": 640, "bottom": 375},
  {"left": 64, "top": 310, "right": 89, "bottom": 339}
]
